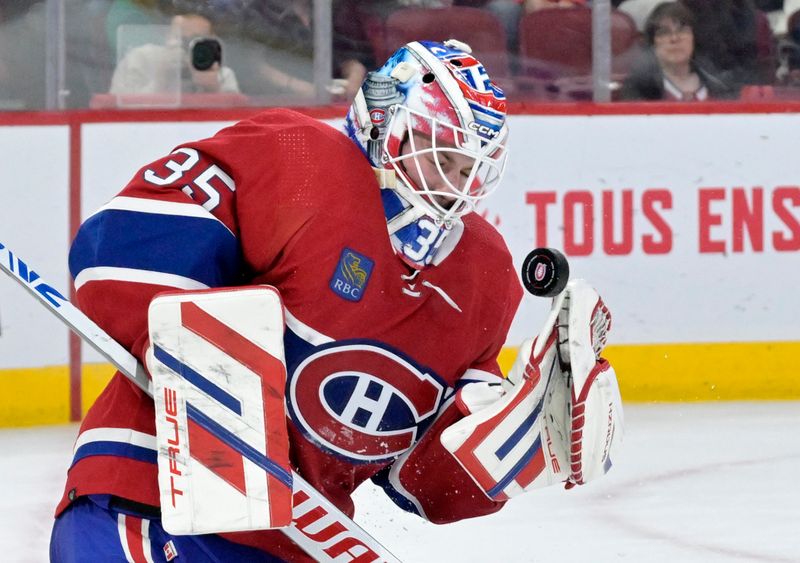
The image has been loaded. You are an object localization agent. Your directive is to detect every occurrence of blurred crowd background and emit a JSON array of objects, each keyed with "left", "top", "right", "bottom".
[{"left": 2, "top": 0, "right": 799, "bottom": 110}]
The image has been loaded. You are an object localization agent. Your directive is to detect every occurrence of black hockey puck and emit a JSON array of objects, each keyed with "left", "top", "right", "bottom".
[{"left": 520, "top": 247, "right": 569, "bottom": 297}]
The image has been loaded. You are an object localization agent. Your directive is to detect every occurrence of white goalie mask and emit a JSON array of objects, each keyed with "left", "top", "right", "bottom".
[{"left": 345, "top": 40, "right": 509, "bottom": 226}]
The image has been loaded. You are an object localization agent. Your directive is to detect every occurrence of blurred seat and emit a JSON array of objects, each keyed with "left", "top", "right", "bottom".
[
  {"left": 517, "top": 7, "right": 641, "bottom": 100},
  {"left": 755, "top": 9, "right": 778, "bottom": 83},
  {"left": 358, "top": 9, "right": 391, "bottom": 68},
  {"left": 740, "top": 84, "right": 800, "bottom": 100},
  {"left": 381, "top": 7, "right": 513, "bottom": 92}
]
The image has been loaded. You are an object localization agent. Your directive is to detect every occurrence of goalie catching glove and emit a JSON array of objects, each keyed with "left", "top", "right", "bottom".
[{"left": 440, "top": 279, "right": 623, "bottom": 501}]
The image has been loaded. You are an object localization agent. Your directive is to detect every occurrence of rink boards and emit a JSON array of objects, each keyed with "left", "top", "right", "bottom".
[{"left": 0, "top": 104, "right": 798, "bottom": 426}]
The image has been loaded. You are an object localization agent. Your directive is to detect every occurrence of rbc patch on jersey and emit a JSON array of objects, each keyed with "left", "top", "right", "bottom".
[{"left": 330, "top": 248, "right": 374, "bottom": 302}]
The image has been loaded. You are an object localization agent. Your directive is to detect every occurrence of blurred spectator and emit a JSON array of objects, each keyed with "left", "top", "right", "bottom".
[
  {"left": 109, "top": 10, "right": 240, "bottom": 94},
  {"left": 482, "top": 0, "right": 523, "bottom": 56},
  {"left": 220, "top": 0, "right": 373, "bottom": 101},
  {"left": 775, "top": 13, "right": 800, "bottom": 84},
  {"left": 620, "top": 2, "right": 734, "bottom": 100},
  {"left": 67, "top": 1, "right": 119, "bottom": 108},
  {"left": 0, "top": 0, "right": 122, "bottom": 109},
  {"left": 106, "top": 0, "right": 170, "bottom": 56},
  {"left": 526, "top": 0, "right": 586, "bottom": 9},
  {"left": 748, "top": 0, "right": 800, "bottom": 37},
  {"left": 775, "top": 38, "right": 800, "bottom": 84},
  {"left": 783, "top": 0, "right": 800, "bottom": 34},
  {"left": 618, "top": 0, "right": 663, "bottom": 31},
  {"left": 755, "top": 0, "right": 783, "bottom": 8},
  {"left": 771, "top": 0, "right": 800, "bottom": 36},
  {"left": 358, "top": 0, "right": 451, "bottom": 19},
  {"left": 0, "top": 1, "right": 35, "bottom": 23},
  {"left": 476, "top": 0, "right": 586, "bottom": 73},
  {"left": 680, "top": 0, "right": 761, "bottom": 90},
  {"left": 0, "top": 1, "right": 46, "bottom": 109}
]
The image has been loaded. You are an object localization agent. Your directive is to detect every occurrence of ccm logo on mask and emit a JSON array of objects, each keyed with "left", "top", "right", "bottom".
[{"left": 468, "top": 121, "right": 500, "bottom": 139}]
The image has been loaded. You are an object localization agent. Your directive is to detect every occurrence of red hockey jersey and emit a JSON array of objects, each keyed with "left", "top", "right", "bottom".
[{"left": 59, "top": 109, "right": 522, "bottom": 561}]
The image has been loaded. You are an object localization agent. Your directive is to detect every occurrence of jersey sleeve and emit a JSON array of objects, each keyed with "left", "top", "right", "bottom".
[
  {"left": 68, "top": 109, "right": 355, "bottom": 369},
  {"left": 68, "top": 145, "right": 245, "bottom": 366}
]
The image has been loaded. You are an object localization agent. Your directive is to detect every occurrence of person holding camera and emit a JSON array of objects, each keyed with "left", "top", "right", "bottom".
[{"left": 109, "top": 10, "right": 240, "bottom": 95}]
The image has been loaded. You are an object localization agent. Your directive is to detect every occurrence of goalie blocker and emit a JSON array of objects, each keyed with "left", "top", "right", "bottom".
[
  {"left": 147, "top": 286, "right": 294, "bottom": 535},
  {"left": 440, "top": 279, "right": 623, "bottom": 500}
]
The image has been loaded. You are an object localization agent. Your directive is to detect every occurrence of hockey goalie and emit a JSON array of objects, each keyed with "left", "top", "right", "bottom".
[{"left": 50, "top": 36, "right": 623, "bottom": 562}]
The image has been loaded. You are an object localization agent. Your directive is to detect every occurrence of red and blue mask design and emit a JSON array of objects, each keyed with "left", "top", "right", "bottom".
[{"left": 345, "top": 40, "right": 509, "bottom": 267}]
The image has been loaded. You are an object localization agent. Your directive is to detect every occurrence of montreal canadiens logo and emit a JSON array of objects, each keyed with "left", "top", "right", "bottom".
[
  {"left": 369, "top": 108, "right": 386, "bottom": 125},
  {"left": 535, "top": 262, "right": 547, "bottom": 282},
  {"left": 288, "top": 343, "right": 446, "bottom": 463}
]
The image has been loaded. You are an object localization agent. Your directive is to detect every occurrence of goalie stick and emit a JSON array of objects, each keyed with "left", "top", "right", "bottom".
[{"left": 0, "top": 240, "right": 402, "bottom": 563}]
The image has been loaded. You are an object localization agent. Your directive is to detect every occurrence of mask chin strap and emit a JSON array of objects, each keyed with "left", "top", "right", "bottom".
[
  {"left": 386, "top": 204, "right": 427, "bottom": 236},
  {"left": 376, "top": 168, "right": 464, "bottom": 269},
  {"left": 375, "top": 167, "right": 428, "bottom": 235}
]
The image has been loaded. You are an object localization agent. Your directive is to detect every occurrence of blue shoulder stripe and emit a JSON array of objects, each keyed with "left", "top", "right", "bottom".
[
  {"left": 71, "top": 440, "right": 158, "bottom": 467},
  {"left": 69, "top": 209, "right": 241, "bottom": 288}
]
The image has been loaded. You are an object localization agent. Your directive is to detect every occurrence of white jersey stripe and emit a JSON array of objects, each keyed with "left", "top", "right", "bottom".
[
  {"left": 74, "top": 266, "right": 210, "bottom": 292},
  {"left": 117, "top": 514, "right": 135, "bottom": 563},
  {"left": 92, "top": 196, "right": 220, "bottom": 221},
  {"left": 73, "top": 427, "right": 157, "bottom": 455},
  {"left": 284, "top": 307, "right": 334, "bottom": 346},
  {"left": 141, "top": 519, "right": 155, "bottom": 563},
  {"left": 92, "top": 195, "right": 235, "bottom": 238}
]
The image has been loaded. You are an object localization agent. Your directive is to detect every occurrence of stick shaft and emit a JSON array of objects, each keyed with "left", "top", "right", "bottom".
[{"left": 0, "top": 240, "right": 401, "bottom": 563}]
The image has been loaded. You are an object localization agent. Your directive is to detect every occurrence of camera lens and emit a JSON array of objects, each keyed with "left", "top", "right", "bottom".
[{"left": 190, "top": 37, "right": 222, "bottom": 71}]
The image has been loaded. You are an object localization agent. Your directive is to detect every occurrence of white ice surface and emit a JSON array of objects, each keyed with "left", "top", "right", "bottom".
[{"left": 2, "top": 402, "right": 799, "bottom": 563}]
